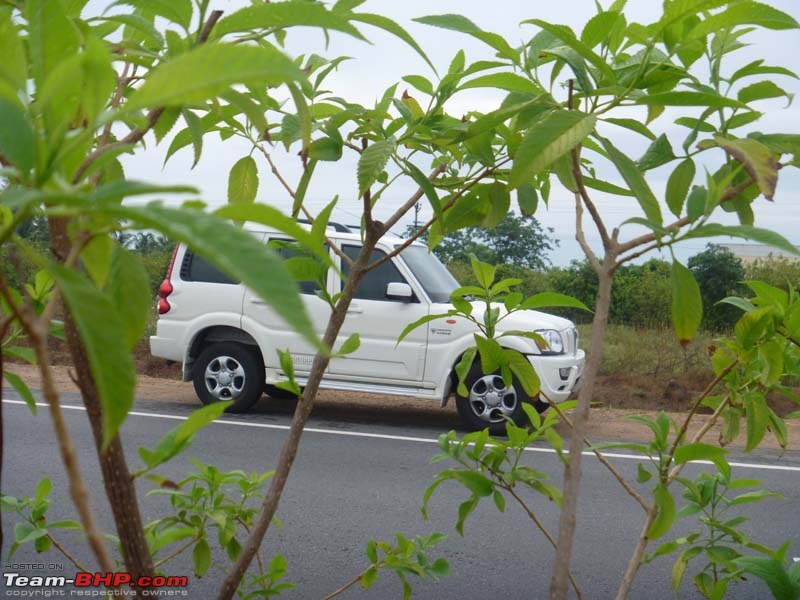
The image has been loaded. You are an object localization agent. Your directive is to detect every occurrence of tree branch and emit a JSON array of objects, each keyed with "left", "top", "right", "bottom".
[{"left": 574, "top": 194, "right": 602, "bottom": 272}]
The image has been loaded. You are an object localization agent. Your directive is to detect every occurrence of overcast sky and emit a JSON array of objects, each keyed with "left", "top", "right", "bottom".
[{"left": 112, "top": 0, "right": 800, "bottom": 266}]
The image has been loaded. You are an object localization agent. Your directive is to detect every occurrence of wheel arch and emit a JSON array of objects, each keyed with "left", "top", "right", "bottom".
[{"left": 184, "top": 326, "right": 261, "bottom": 381}]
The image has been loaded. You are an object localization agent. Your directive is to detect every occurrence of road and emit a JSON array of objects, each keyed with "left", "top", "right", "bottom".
[{"left": 2, "top": 389, "right": 799, "bottom": 599}]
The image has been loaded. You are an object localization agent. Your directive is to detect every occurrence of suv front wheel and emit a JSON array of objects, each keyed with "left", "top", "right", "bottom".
[
  {"left": 193, "top": 342, "right": 264, "bottom": 412},
  {"left": 455, "top": 362, "right": 546, "bottom": 436}
]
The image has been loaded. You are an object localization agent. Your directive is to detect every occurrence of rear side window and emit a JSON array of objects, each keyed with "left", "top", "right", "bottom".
[
  {"left": 269, "top": 241, "right": 324, "bottom": 296},
  {"left": 180, "top": 251, "right": 237, "bottom": 284},
  {"left": 341, "top": 245, "right": 410, "bottom": 302}
]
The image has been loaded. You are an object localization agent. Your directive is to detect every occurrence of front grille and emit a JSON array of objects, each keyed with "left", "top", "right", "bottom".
[{"left": 563, "top": 327, "right": 578, "bottom": 355}]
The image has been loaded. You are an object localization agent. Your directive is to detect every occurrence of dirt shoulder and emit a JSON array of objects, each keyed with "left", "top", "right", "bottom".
[{"left": 4, "top": 363, "right": 799, "bottom": 452}]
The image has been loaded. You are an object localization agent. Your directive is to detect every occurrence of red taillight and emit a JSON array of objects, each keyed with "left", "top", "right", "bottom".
[{"left": 158, "top": 245, "right": 179, "bottom": 315}]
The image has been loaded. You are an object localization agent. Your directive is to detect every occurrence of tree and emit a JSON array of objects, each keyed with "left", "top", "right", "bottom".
[
  {"left": 688, "top": 244, "right": 746, "bottom": 331},
  {"left": 407, "top": 213, "right": 557, "bottom": 269}
]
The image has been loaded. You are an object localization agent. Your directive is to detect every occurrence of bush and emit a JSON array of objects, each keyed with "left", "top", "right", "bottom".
[{"left": 745, "top": 256, "right": 800, "bottom": 292}]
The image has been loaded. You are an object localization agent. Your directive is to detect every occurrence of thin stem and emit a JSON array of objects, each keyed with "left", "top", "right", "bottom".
[
  {"left": 574, "top": 194, "right": 602, "bottom": 272},
  {"left": 256, "top": 145, "right": 353, "bottom": 268},
  {"left": 322, "top": 571, "right": 367, "bottom": 600},
  {"left": 49, "top": 534, "right": 91, "bottom": 572},
  {"left": 153, "top": 536, "right": 201, "bottom": 569},
  {"left": 506, "top": 486, "right": 583, "bottom": 600},
  {"left": 546, "top": 398, "right": 650, "bottom": 512}
]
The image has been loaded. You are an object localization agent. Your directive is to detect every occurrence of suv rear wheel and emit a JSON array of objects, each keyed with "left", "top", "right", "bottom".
[
  {"left": 193, "top": 342, "right": 264, "bottom": 412},
  {"left": 455, "top": 362, "right": 547, "bottom": 436}
]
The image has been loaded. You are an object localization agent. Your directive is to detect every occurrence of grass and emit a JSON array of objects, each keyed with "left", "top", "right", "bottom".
[{"left": 578, "top": 324, "right": 714, "bottom": 380}]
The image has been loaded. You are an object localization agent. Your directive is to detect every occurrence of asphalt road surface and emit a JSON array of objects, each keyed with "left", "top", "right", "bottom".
[{"left": 2, "top": 389, "right": 799, "bottom": 599}]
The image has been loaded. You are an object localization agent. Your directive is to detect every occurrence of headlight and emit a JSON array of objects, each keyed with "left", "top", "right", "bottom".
[{"left": 535, "top": 329, "right": 564, "bottom": 354}]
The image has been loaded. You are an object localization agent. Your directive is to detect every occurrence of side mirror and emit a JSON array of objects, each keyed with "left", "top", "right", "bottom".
[{"left": 386, "top": 282, "right": 413, "bottom": 301}]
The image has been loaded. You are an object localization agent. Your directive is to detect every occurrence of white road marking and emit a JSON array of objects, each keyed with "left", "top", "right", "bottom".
[{"left": 5, "top": 399, "right": 800, "bottom": 473}]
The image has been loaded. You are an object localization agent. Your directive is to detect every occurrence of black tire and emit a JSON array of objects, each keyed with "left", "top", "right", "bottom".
[
  {"left": 264, "top": 384, "right": 300, "bottom": 401},
  {"left": 192, "top": 342, "right": 264, "bottom": 413},
  {"left": 455, "top": 362, "right": 546, "bottom": 435}
]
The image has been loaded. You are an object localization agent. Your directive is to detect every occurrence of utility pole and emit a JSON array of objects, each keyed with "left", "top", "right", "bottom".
[{"left": 413, "top": 201, "right": 421, "bottom": 231}]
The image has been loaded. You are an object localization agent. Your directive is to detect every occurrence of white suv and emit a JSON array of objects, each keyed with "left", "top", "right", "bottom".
[{"left": 150, "top": 224, "right": 585, "bottom": 433}]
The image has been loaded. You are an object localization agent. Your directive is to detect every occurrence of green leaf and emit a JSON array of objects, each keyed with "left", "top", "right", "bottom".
[
  {"left": 666, "top": 158, "right": 696, "bottom": 218},
  {"left": 674, "top": 443, "right": 730, "bottom": 479},
  {"left": 544, "top": 45, "right": 594, "bottom": 93},
  {"left": 523, "top": 19, "right": 616, "bottom": 84},
  {"left": 415, "top": 14, "right": 517, "bottom": 62},
  {"left": 470, "top": 255, "right": 496, "bottom": 289},
  {"left": 404, "top": 160, "right": 442, "bottom": 223},
  {"left": 193, "top": 538, "right": 211, "bottom": 577},
  {"left": 108, "top": 0, "right": 192, "bottom": 29},
  {"left": 3, "top": 371, "right": 37, "bottom": 415},
  {"left": 509, "top": 110, "right": 596, "bottom": 190},
  {"left": 738, "top": 80, "right": 790, "bottom": 104},
  {"left": 107, "top": 246, "right": 150, "bottom": 350},
  {"left": 0, "top": 11, "right": 27, "bottom": 91},
  {"left": 602, "top": 117, "right": 656, "bottom": 141},
  {"left": 734, "top": 556, "right": 800, "bottom": 600},
  {"left": 459, "top": 73, "right": 541, "bottom": 95},
  {"left": 452, "top": 470, "right": 494, "bottom": 497},
  {"left": 520, "top": 292, "right": 591, "bottom": 312},
  {"left": 474, "top": 335, "right": 504, "bottom": 374},
  {"left": 688, "top": 2, "right": 799, "bottom": 40},
  {"left": 647, "top": 483, "right": 676, "bottom": 540},
  {"left": 361, "top": 566, "right": 379, "bottom": 588},
  {"left": 682, "top": 224, "right": 800, "bottom": 256},
  {"left": 47, "top": 264, "right": 135, "bottom": 448},
  {"left": 214, "top": 2, "right": 367, "bottom": 40},
  {"left": 81, "top": 235, "right": 113, "bottom": 288},
  {"left": 396, "top": 313, "right": 454, "bottom": 346},
  {"left": 0, "top": 98, "right": 36, "bottom": 177},
  {"left": 358, "top": 138, "right": 396, "bottom": 197},
  {"left": 638, "top": 134, "right": 676, "bottom": 171},
  {"left": 582, "top": 177, "right": 634, "bottom": 197},
  {"left": 671, "top": 261, "right": 703, "bottom": 347},
  {"left": 27, "top": 0, "right": 80, "bottom": 89},
  {"left": 506, "top": 349, "right": 540, "bottom": 396},
  {"left": 745, "top": 394, "right": 770, "bottom": 452},
  {"left": 637, "top": 91, "right": 747, "bottom": 110},
  {"left": 366, "top": 538, "right": 378, "bottom": 564},
  {"left": 714, "top": 136, "right": 779, "bottom": 200},
  {"left": 124, "top": 44, "right": 305, "bottom": 112},
  {"left": 142, "top": 401, "right": 230, "bottom": 472},
  {"left": 599, "top": 137, "right": 662, "bottom": 225},
  {"left": 349, "top": 13, "right": 435, "bottom": 73},
  {"left": 454, "top": 347, "right": 478, "bottom": 397},
  {"left": 309, "top": 137, "right": 343, "bottom": 162},
  {"left": 402, "top": 75, "right": 434, "bottom": 95},
  {"left": 636, "top": 463, "right": 652, "bottom": 484},
  {"left": 99, "top": 203, "right": 321, "bottom": 351},
  {"left": 337, "top": 333, "right": 360, "bottom": 356},
  {"left": 227, "top": 156, "right": 259, "bottom": 205},
  {"left": 517, "top": 184, "right": 538, "bottom": 216},
  {"left": 730, "top": 60, "right": 798, "bottom": 86},
  {"left": 15, "top": 522, "right": 47, "bottom": 545}
]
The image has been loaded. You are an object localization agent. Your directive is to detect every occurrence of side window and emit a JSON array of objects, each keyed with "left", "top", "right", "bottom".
[
  {"left": 269, "top": 239, "right": 325, "bottom": 296},
  {"left": 180, "top": 251, "right": 237, "bottom": 284},
  {"left": 342, "top": 245, "right": 410, "bottom": 301}
]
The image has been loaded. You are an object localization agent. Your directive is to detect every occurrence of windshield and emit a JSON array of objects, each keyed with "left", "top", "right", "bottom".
[{"left": 398, "top": 245, "right": 460, "bottom": 303}]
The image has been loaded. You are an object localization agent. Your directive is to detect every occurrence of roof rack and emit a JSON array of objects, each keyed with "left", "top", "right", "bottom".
[{"left": 296, "top": 219, "right": 352, "bottom": 233}]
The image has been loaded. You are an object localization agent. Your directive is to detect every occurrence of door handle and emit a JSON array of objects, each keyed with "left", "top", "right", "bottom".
[
  {"left": 250, "top": 299, "right": 266, "bottom": 305},
  {"left": 347, "top": 305, "right": 363, "bottom": 314}
]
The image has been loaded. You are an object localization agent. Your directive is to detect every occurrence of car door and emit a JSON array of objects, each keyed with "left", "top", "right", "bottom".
[
  {"left": 329, "top": 243, "right": 430, "bottom": 383},
  {"left": 241, "top": 237, "right": 333, "bottom": 376}
]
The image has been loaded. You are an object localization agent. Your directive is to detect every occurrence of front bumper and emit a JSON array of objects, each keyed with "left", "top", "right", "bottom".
[{"left": 528, "top": 349, "right": 585, "bottom": 403}]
